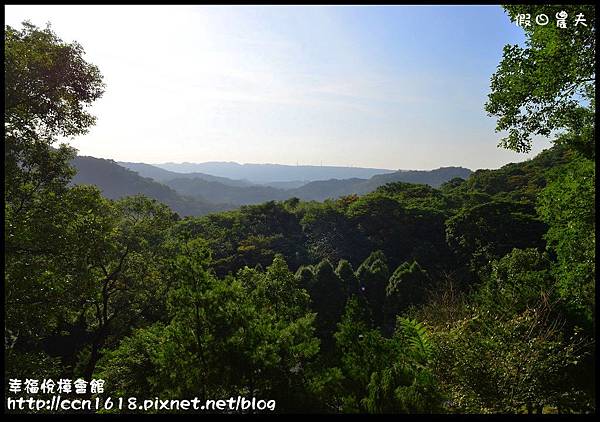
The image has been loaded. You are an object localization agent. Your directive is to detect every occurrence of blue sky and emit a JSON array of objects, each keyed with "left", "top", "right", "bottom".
[{"left": 5, "top": 5, "right": 552, "bottom": 170}]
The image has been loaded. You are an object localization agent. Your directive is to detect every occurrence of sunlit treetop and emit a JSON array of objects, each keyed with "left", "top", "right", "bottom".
[{"left": 4, "top": 21, "right": 105, "bottom": 141}]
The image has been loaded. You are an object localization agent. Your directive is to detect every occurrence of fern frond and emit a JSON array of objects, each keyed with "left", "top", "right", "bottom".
[{"left": 399, "top": 317, "right": 432, "bottom": 362}]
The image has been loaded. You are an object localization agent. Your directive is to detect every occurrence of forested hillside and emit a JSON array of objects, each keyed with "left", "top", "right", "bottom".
[
  {"left": 100, "top": 160, "right": 473, "bottom": 207},
  {"left": 5, "top": 5, "right": 595, "bottom": 415},
  {"left": 71, "top": 156, "right": 234, "bottom": 215},
  {"left": 164, "top": 176, "right": 287, "bottom": 206},
  {"left": 119, "top": 161, "right": 254, "bottom": 187},
  {"left": 288, "top": 166, "right": 472, "bottom": 201},
  {"left": 167, "top": 146, "right": 564, "bottom": 280}
]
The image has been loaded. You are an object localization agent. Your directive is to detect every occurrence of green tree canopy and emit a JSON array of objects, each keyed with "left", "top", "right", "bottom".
[{"left": 485, "top": 5, "right": 595, "bottom": 157}]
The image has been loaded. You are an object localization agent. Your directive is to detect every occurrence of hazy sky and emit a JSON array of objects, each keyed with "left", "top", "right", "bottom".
[{"left": 5, "top": 5, "right": 553, "bottom": 170}]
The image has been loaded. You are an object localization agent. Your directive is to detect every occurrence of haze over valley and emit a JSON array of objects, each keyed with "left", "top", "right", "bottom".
[{"left": 72, "top": 155, "right": 472, "bottom": 215}]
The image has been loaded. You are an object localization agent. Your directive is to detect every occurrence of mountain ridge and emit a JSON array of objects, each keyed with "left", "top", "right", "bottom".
[
  {"left": 71, "top": 156, "right": 234, "bottom": 216},
  {"left": 76, "top": 157, "right": 472, "bottom": 209},
  {"left": 153, "top": 161, "right": 398, "bottom": 183}
]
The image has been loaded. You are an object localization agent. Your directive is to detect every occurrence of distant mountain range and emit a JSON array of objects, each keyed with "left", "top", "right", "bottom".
[
  {"left": 118, "top": 162, "right": 255, "bottom": 187},
  {"left": 71, "top": 157, "right": 472, "bottom": 216},
  {"left": 288, "top": 167, "right": 473, "bottom": 201},
  {"left": 151, "top": 161, "right": 398, "bottom": 183}
]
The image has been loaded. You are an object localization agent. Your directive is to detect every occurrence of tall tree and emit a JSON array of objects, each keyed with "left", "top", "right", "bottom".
[
  {"left": 485, "top": 5, "right": 595, "bottom": 158},
  {"left": 5, "top": 21, "right": 104, "bottom": 200},
  {"left": 385, "top": 261, "right": 430, "bottom": 331},
  {"left": 5, "top": 21, "right": 105, "bottom": 379},
  {"left": 537, "top": 158, "right": 595, "bottom": 326},
  {"left": 310, "top": 259, "right": 347, "bottom": 351},
  {"left": 336, "top": 259, "right": 359, "bottom": 299},
  {"left": 356, "top": 251, "right": 390, "bottom": 328}
]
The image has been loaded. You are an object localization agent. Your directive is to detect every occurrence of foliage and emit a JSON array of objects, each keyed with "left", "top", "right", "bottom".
[
  {"left": 309, "top": 259, "right": 347, "bottom": 351},
  {"left": 356, "top": 251, "right": 390, "bottom": 328},
  {"left": 445, "top": 199, "right": 547, "bottom": 273},
  {"left": 385, "top": 261, "right": 430, "bottom": 331},
  {"left": 430, "top": 302, "right": 593, "bottom": 413},
  {"left": 485, "top": 5, "right": 595, "bottom": 157},
  {"left": 537, "top": 157, "right": 595, "bottom": 325},
  {"left": 5, "top": 13, "right": 596, "bottom": 414}
]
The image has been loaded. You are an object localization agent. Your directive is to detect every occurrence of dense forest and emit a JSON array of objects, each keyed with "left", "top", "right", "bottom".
[{"left": 4, "top": 5, "right": 595, "bottom": 414}]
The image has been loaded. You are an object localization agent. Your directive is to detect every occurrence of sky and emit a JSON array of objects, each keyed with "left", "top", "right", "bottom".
[{"left": 5, "top": 5, "right": 553, "bottom": 171}]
